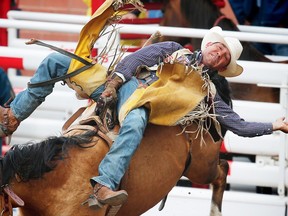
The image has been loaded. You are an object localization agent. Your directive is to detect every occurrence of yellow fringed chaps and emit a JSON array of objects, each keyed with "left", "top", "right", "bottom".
[
  {"left": 66, "top": 0, "right": 116, "bottom": 98},
  {"left": 119, "top": 63, "right": 208, "bottom": 126}
]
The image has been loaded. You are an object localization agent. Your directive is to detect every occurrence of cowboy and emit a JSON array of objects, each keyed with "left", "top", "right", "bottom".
[
  {"left": 1, "top": 3, "right": 288, "bottom": 210},
  {"left": 85, "top": 26, "right": 288, "bottom": 209}
]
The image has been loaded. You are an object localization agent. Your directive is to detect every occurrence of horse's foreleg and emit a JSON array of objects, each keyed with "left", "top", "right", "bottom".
[{"left": 210, "top": 159, "right": 229, "bottom": 216}]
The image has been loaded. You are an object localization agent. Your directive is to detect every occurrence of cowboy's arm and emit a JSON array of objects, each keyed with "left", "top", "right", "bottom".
[
  {"left": 214, "top": 93, "right": 273, "bottom": 137},
  {"left": 114, "top": 41, "right": 183, "bottom": 81}
]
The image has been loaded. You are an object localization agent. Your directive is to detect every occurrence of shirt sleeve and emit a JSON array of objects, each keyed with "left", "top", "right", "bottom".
[
  {"left": 214, "top": 93, "right": 273, "bottom": 137},
  {"left": 114, "top": 41, "right": 183, "bottom": 81}
]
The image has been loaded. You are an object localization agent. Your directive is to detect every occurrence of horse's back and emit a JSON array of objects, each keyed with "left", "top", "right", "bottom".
[
  {"left": 119, "top": 124, "right": 222, "bottom": 215},
  {"left": 10, "top": 121, "right": 222, "bottom": 216},
  {"left": 118, "top": 124, "right": 190, "bottom": 215}
]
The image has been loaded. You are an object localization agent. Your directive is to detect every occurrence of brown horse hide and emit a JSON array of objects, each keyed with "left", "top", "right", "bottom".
[{"left": 1, "top": 122, "right": 227, "bottom": 216}]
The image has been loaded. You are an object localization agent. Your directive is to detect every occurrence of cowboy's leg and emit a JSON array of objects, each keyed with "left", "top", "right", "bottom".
[
  {"left": 90, "top": 77, "right": 148, "bottom": 189},
  {"left": 0, "top": 53, "right": 71, "bottom": 136},
  {"left": 11, "top": 53, "right": 71, "bottom": 121},
  {"left": 91, "top": 107, "right": 148, "bottom": 189},
  {"left": 88, "top": 78, "right": 148, "bottom": 208}
]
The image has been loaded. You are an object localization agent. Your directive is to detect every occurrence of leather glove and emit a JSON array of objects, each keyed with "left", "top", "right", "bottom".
[{"left": 95, "top": 73, "right": 123, "bottom": 117}]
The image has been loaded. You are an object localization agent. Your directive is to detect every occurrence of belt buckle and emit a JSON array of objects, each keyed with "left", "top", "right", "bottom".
[{"left": 137, "top": 70, "right": 151, "bottom": 79}]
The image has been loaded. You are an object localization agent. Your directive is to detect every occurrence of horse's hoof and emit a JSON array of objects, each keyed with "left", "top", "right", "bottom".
[{"left": 82, "top": 195, "right": 104, "bottom": 211}]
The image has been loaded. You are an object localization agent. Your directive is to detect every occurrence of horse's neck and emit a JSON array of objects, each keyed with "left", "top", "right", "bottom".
[
  {"left": 184, "top": 1, "right": 272, "bottom": 64},
  {"left": 180, "top": 0, "right": 222, "bottom": 28},
  {"left": 241, "top": 42, "right": 272, "bottom": 62},
  {"left": 215, "top": 18, "right": 271, "bottom": 62},
  {"left": 9, "top": 139, "right": 109, "bottom": 216}
]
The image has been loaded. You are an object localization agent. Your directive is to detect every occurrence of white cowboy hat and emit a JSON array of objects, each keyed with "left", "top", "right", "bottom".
[{"left": 201, "top": 26, "right": 243, "bottom": 77}]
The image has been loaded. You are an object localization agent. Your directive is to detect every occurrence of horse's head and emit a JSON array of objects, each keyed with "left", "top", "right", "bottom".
[
  {"left": 0, "top": 143, "right": 52, "bottom": 215},
  {"left": 159, "top": 0, "right": 191, "bottom": 46},
  {"left": 0, "top": 150, "right": 25, "bottom": 216},
  {"left": 0, "top": 131, "right": 102, "bottom": 216},
  {"left": 161, "top": 0, "right": 238, "bottom": 30},
  {"left": 160, "top": 0, "right": 240, "bottom": 48},
  {"left": 160, "top": 0, "right": 189, "bottom": 28}
]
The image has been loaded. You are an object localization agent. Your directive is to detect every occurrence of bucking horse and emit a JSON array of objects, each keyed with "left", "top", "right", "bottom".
[{"left": 0, "top": 1, "right": 231, "bottom": 215}]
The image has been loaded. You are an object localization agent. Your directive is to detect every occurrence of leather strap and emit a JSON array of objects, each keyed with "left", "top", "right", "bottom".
[
  {"left": 213, "top": 15, "right": 226, "bottom": 26},
  {"left": 25, "top": 39, "right": 94, "bottom": 88},
  {"left": 79, "top": 116, "right": 109, "bottom": 134},
  {"left": 97, "top": 130, "right": 113, "bottom": 148},
  {"left": 61, "top": 106, "right": 114, "bottom": 147},
  {"left": 3, "top": 185, "right": 24, "bottom": 207},
  {"left": 27, "top": 64, "right": 93, "bottom": 88},
  {"left": 26, "top": 39, "right": 91, "bottom": 65},
  {"left": 0, "top": 193, "right": 12, "bottom": 216},
  {"left": 62, "top": 107, "right": 87, "bottom": 132},
  {"left": 63, "top": 125, "right": 97, "bottom": 136}
]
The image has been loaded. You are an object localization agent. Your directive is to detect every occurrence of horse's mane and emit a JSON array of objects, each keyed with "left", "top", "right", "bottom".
[
  {"left": 208, "top": 71, "right": 232, "bottom": 107},
  {"left": 1, "top": 130, "right": 97, "bottom": 185},
  {"left": 206, "top": 70, "right": 232, "bottom": 136}
]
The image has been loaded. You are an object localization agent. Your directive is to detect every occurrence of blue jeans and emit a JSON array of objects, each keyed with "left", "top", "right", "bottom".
[
  {"left": 90, "top": 77, "right": 149, "bottom": 190},
  {"left": 11, "top": 53, "right": 71, "bottom": 121},
  {"left": 10, "top": 53, "right": 104, "bottom": 121}
]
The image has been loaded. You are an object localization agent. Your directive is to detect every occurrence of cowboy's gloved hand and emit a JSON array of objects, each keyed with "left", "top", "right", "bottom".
[{"left": 95, "top": 73, "right": 123, "bottom": 117}]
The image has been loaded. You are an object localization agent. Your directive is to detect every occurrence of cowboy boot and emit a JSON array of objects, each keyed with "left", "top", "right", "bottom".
[
  {"left": 93, "top": 183, "right": 128, "bottom": 206},
  {"left": 0, "top": 106, "right": 20, "bottom": 137}
]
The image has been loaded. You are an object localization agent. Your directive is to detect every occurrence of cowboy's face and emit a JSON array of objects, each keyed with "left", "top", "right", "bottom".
[{"left": 201, "top": 42, "right": 231, "bottom": 71}]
